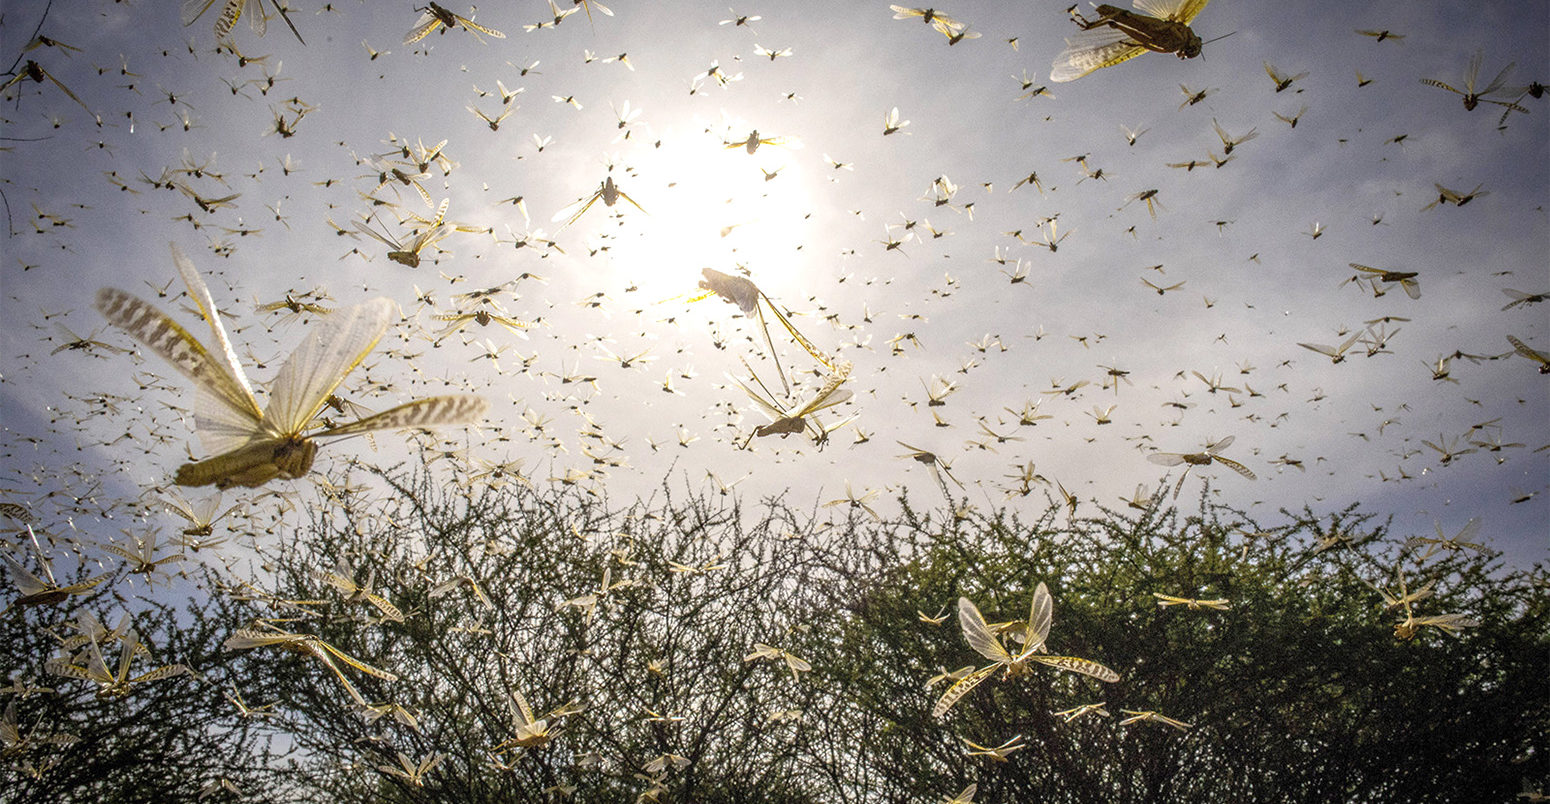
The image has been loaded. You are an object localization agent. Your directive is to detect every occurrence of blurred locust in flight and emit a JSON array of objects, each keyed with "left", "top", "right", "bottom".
[
  {"left": 1147, "top": 435, "right": 1255, "bottom": 498},
  {"left": 552, "top": 175, "right": 646, "bottom": 232},
  {"left": 94, "top": 244, "right": 488, "bottom": 488},
  {"left": 404, "top": 3, "right": 506, "bottom": 44},
  {"left": 2, "top": 60, "right": 96, "bottom": 115},
  {"left": 183, "top": 0, "right": 305, "bottom": 44},
  {"left": 933, "top": 585, "right": 1119, "bottom": 719},
  {"left": 1421, "top": 50, "right": 1528, "bottom": 113},
  {"left": 1052, "top": 0, "right": 1212, "bottom": 82},
  {"left": 1346, "top": 263, "right": 1421, "bottom": 300},
  {"left": 696, "top": 268, "right": 845, "bottom": 396}
]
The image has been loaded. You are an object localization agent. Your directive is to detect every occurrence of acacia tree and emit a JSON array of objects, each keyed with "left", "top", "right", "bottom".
[
  {"left": 796, "top": 490, "right": 1550, "bottom": 803},
  {"left": 0, "top": 560, "right": 297, "bottom": 804},
  {"left": 7, "top": 468, "right": 1544, "bottom": 803},
  {"left": 210, "top": 465, "right": 846, "bottom": 802}
]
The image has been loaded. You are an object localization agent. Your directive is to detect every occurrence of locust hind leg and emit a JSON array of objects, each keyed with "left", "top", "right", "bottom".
[{"left": 1069, "top": 4, "right": 1125, "bottom": 30}]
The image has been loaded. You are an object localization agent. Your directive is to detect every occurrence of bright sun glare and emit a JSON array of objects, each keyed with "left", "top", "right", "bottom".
[{"left": 601, "top": 117, "right": 816, "bottom": 303}]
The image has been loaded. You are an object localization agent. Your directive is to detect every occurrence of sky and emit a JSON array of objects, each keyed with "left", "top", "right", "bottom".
[{"left": 1, "top": 0, "right": 1547, "bottom": 570}]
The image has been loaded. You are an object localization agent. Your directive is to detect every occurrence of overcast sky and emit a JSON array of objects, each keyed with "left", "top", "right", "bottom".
[{"left": 2, "top": 0, "right": 1546, "bottom": 569}]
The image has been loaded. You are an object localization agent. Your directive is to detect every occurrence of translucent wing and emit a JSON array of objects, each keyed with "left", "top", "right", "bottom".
[
  {"left": 1212, "top": 456, "right": 1257, "bottom": 481},
  {"left": 171, "top": 244, "right": 259, "bottom": 402},
  {"left": 459, "top": 17, "right": 506, "bottom": 39},
  {"left": 957, "top": 597, "right": 1012, "bottom": 664},
  {"left": 94, "top": 287, "right": 266, "bottom": 454},
  {"left": 1051, "top": 28, "right": 1145, "bottom": 83},
  {"left": 1454, "top": 517, "right": 1483, "bottom": 545},
  {"left": 512, "top": 689, "right": 536, "bottom": 725},
  {"left": 404, "top": 12, "right": 442, "bottom": 45},
  {"left": 316, "top": 395, "right": 489, "bottom": 440},
  {"left": 735, "top": 376, "right": 790, "bottom": 421},
  {"left": 794, "top": 383, "right": 853, "bottom": 417},
  {"left": 213, "top": 0, "right": 247, "bottom": 40},
  {"left": 266, "top": 299, "right": 393, "bottom": 436},
  {"left": 1508, "top": 335, "right": 1548, "bottom": 364},
  {"left": 1026, "top": 582, "right": 1052, "bottom": 654},
  {"left": 182, "top": 0, "right": 219, "bottom": 25},
  {"left": 245, "top": 0, "right": 267, "bottom": 39},
  {"left": 1147, "top": 452, "right": 1186, "bottom": 466},
  {"left": 1135, "top": 0, "right": 1210, "bottom": 23},
  {"left": 932, "top": 663, "right": 998, "bottom": 719},
  {"left": 1032, "top": 654, "right": 1121, "bottom": 682},
  {"left": 1205, "top": 435, "right": 1235, "bottom": 453},
  {"left": 1, "top": 553, "right": 49, "bottom": 597},
  {"left": 1478, "top": 60, "right": 1516, "bottom": 96},
  {"left": 194, "top": 386, "right": 278, "bottom": 457},
  {"left": 315, "top": 640, "right": 399, "bottom": 681},
  {"left": 551, "top": 192, "right": 601, "bottom": 230},
  {"left": 114, "top": 633, "right": 140, "bottom": 684},
  {"left": 45, "top": 654, "right": 102, "bottom": 684}
]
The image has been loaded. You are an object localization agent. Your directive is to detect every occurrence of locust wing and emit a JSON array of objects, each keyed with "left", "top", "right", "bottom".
[
  {"left": 1135, "top": 0, "right": 1210, "bottom": 24},
  {"left": 931, "top": 662, "right": 998, "bottom": 719},
  {"left": 315, "top": 395, "right": 490, "bottom": 440},
  {"left": 94, "top": 285, "right": 267, "bottom": 456},
  {"left": 265, "top": 299, "right": 393, "bottom": 437},
  {"left": 1023, "top": 582, "right": 1053, "bottom": 657},
  {"left": 1052, "top": 27, "right": 1144, "bottom": 83},
  {"left": 957, "top": 597, "right": 1013, "bottom": 664},
  {"left": 1031, "top": 654, "right": 1121, "bottom": 683}
]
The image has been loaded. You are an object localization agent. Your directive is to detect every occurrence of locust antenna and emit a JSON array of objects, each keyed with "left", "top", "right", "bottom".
[{"left": 1196, "top": 30, "right": 1233, "bottom": 48}]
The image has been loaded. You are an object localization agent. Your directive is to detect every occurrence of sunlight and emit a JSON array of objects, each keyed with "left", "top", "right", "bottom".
[{"left": 603, "top": 120, "right": 816, "bottom": 303}]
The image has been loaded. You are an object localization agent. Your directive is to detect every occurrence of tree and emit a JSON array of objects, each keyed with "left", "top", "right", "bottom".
[
  {"left": 4, "top": 467, "right": 1545, "bottom": 802},
  {"left": 206, "top": 465, "right": 841, "bottom": 802},
  {"left": 799, "top": 490, "right": 1550, "bottom": 803},
  {"left": 1, "top": 555, "right": 297, "bottom": 804}
]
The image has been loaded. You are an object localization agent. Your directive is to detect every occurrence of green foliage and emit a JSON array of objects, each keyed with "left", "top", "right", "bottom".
[
  {"left": 805, "top": 492, "right": 1549, "bottom": 803},
  {"left": 0, "top": 561, "right": 296, "bottom": 804},
  {"left": 3, "top": 471, "right": 1545, "bottom": 802}
]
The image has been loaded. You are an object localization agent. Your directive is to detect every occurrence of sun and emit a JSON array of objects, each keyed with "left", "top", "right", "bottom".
[{"left": 599, "top": 117, "right": 817, "bottom": 304}]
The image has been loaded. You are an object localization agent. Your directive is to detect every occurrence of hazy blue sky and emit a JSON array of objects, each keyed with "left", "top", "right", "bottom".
[{"left": 2, "top": 0, "right": 1546, "bottom": 568}]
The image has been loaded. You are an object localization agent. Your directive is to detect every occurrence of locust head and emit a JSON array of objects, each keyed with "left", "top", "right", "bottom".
[{"left": 1179, "top": 32, "right": 1203, "bottom": 59}]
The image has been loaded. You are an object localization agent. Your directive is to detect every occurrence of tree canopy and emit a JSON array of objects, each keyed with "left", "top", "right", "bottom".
[{"left": 2, "top": 467, "right": 1546, "bottom": 802}]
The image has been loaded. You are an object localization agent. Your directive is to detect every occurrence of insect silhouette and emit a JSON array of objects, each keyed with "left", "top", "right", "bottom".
[
  {"left": 1420, "top": 183, "right": 1489, "bottom": 211},
  {"left": 94, "top": 244, "right": 488, "bottom": 488},
  {"left": 1154, "top": 593, "right": 1229, "bottom": 610},
  {"left": 1421, "top": 50, "right": 1527, "bottom": 112},
  {"left": 737, "top": 368, "right": 854, "bottom": 445},
  {"left": 404, "top": 3, "right": 506, "bottom": 44},
  {"left": 933, "top": 584, "right": 1119, "bottom": 719},
  {"left": 696, "top": 268, "right": 844, "bottom": 395},
  {"left": 1, "top": 533, "right": 111, "bottom": 615},
  {"left": 1298, "top": 332, "right": 1362, "bottom": 364},
  {"left": 1052, "top": 0, "right": 1212, "bottom": 82},
  {"left": 552, "top": 175, "right": 647, "bottom": 232},
  {"left": 183, "top": 0, "right": 306, "bottom": 44},
  {"left": 1346, "top": 263, "right": 1421, "bottom": 299},
  {"left": 45, "top": 629, "right": 188, "bottom": 699},
  {"left": 1119, "top": 709, "right": 1193, "bottom": 730},
  {"left": 1146, "top": 435, "right": 1255, "bottom": 498},
  {"left": 1506, "top": 335, "right": 1549, "bottom": 373},
  {"left": 224, "top": 624, "right": 398, "bottom": 705},
  {"left": 2, "top": 61, "right": 95, "bottom": 115}
]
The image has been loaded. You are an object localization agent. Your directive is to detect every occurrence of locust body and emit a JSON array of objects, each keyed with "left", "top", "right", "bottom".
[{"left": 1075, "top": 5, "right": 1202, "bottom": 58}]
